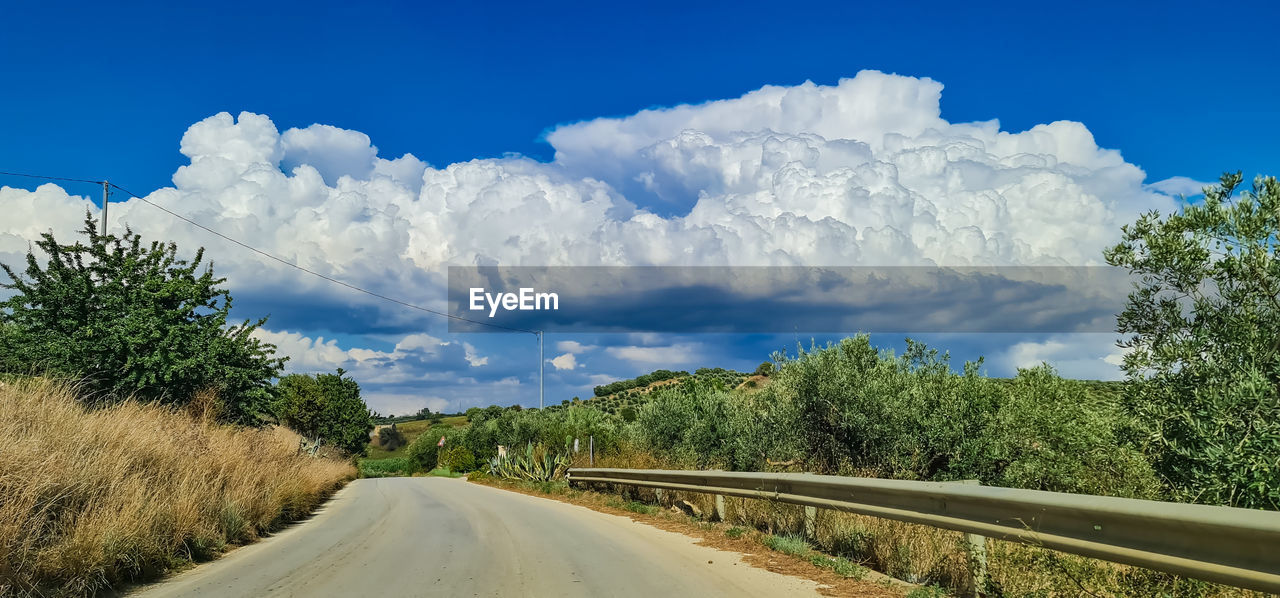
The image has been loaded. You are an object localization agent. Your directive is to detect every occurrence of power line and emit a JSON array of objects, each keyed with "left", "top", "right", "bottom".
[
  {"left": 0, "top": 170, "right": 534, "bottom": 334},
  {"left": 107, "top": 182, "right": 536, "bottom": 335},
  {"left": 0, "top": 170, "right": 105, "bottom": 185}
]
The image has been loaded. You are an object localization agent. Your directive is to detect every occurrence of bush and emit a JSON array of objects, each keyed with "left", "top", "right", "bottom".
[
  {"left": 459, "top": 403, "right": 622, "bottom": 463},
  {"left": 376, "top": 424, "right": 406, "bottom": 451},
  {"left": 725, "top": 336, "right": 1158, "bottom": 496},
  {"left": 0, "top": 217, "right": 285, "bottom": 424},
  {"left": 986, "top": 366, "right": 1159, "bottom": 497},
  {"left": 438, "top": 446, "right": 476, "bottom": 472},
  {"left": 405, "top": 425, "right": 454, "bottom": 471},
  {"left": 633, "top": 379, "right": 759, "bottom": 469},
  {"left": 272, "top": 370, "right": 373, "bottom": 456}
]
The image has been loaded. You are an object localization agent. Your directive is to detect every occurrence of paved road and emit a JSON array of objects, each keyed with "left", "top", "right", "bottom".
[{"left": 130, "top": 477, "right": 821, "bottom": 597}]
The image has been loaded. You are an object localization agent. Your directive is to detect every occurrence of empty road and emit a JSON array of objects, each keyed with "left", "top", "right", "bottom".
[{"left": 129, "top": 477, "right": 821, "bottom": 597}]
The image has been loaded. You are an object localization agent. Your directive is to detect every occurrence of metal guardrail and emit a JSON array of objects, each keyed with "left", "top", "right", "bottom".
[{"left": 568, "top": 468, "right": 1280, "bottom": 594}]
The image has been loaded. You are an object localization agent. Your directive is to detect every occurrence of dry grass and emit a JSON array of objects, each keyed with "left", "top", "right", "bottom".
[{"left": 0, "top": 378, "right": 356, "bottom": 597}]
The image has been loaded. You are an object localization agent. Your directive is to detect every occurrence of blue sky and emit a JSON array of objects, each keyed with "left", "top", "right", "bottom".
[
  {"left": 4, "top": 0, "right": 1277, "bottom": 192},
  {"left": 2, "top": 1, "right": 1278, "bottom": 414}
]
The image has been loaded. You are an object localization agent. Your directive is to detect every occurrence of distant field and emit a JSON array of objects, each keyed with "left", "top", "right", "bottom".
[{"left": 365, "top": 415, "right": 467, "bottom": 459}]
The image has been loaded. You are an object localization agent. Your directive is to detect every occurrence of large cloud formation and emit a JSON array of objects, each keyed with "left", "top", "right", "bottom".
[{"left": 0, "top": 70, "right": 1186, "bottom": 401}]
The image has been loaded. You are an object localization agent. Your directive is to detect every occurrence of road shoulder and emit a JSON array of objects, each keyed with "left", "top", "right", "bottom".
[{"left": 464, "top": 475, "right": 911, "bottom": 598}]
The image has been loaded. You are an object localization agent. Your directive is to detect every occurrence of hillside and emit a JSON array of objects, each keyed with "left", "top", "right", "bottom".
[
  {"left": 366, "top": 415, "right": 468, "bottom": 459},
  {"left": 579, "top": 368, "right": 759, "bottom": 416}
]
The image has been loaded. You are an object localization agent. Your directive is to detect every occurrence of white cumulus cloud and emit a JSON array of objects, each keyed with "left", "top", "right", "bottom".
[
  {"left": 1146, "top": 176, "right": 1212, "bottom": 197},
  {"left": 549, "top": 353, "right": 578, "bottom": 370},
  {"left": 556, "top": 340, "right": 596, "bottom": 353},
  {"left": 606, "top": 343, "right": 701, "bottom": 366},
  {"left": 0, "top": 70, "right": 1193, "bottom": 395},
  {"left": 994, "top": 334, "right": 1127, "bottom": 380}
]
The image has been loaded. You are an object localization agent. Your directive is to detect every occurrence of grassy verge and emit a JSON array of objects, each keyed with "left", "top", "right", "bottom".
[
  {"left": 357, "top": 457, "right": 416, "bottom": 478},
  {"left": 426, "top": 467, "right": 464, "bottom": 478},
  {"left": 0, "top": 378, "right": 355, "bottom": 597}
]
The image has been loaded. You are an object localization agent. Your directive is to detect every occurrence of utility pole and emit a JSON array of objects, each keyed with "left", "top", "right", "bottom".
[
  {"left": 537, "top": 330, "right": 542, "bottom": 409},
  {"left": 100, "top": 180, "right": 109, "bottom": 233}
]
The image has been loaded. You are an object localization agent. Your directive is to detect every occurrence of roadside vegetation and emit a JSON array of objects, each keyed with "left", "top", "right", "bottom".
[
  {"left": 0, "top": 378, "right": 355, "bottom": 597},
  {"left": 396, "top": 174, "right": 1279, "bottom": 597},
  {"left": 0, "top": 218, "right": 368, "bottom": 596}
]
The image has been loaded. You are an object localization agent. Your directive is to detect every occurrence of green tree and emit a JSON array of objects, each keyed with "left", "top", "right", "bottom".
[
  {"left": 377, "top": 423, "right": 406, "bottom": 450},
  {"left": 0, "top": 216, "right": 284, "bottom": 423},
  {"left": 407, "top": 425, "right": 462, "bottom": 471},
  {"left": 273, "top": 369, "right": 373, "bottom": 455},
  {"left": 1104, "top": 172, "right": 1280, "bottom": 509}
]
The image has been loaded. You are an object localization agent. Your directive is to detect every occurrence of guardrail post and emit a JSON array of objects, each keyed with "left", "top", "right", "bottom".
[
  {"left": 803, "top": 505, "right": 818, "bottom": 541},
  {"left": 714, "top": 494, "right": 726, "bottom": 523},
  {"left": 953, "top": 480, "right": 988, "bottom": 597}
]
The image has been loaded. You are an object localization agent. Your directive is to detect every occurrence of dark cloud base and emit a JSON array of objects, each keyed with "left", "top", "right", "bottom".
[{"left": 448, "top": 266, "right": 1130, "bottom": 334}]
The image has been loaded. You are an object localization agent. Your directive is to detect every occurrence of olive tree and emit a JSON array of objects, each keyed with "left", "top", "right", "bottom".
[{"left": 1104, "top": 172, "right": 1280, "bottom": 509}]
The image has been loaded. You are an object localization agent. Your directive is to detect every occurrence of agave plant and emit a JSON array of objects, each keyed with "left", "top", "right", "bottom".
[{"left": 489, "top": 442, "right": 570, "bottom": 481}]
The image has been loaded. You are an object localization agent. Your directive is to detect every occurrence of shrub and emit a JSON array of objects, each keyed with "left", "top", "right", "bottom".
[
  {"left": 459, "top": 403, "right": 622, "bottom": 462},
  {"left": 986, "top": 366, "right": 1160, "bottom": 497},
  {"left": 0, "top": 217, "right": 285, "bottom": 424},
  {"left": 745, "top": 336, "right": 1159, "bottom": 496},
  {"left": 632, "top": 378, "right": 771, "bottom": 470},
  {"left": 376, "top": 424, "right": 406, "bottom": 451},
  {"left": 405, "top": 425, "right": 453, "bottom": 471},
  {"left": 438, "top": 446, "right": 477, "bottom": 472},
  {"left": 272, "top": 370, "right": 373, "bottom": 456}
]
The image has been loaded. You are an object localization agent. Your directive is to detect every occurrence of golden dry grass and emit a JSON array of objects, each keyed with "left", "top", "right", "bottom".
[{"left": 0, "top": 378, "right": 355, "bottom": 597}]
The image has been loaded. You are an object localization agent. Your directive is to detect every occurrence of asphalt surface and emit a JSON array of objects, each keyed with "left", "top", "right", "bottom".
[{"left": 129, "top": 477, "right": 821, "bottom": 597}]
